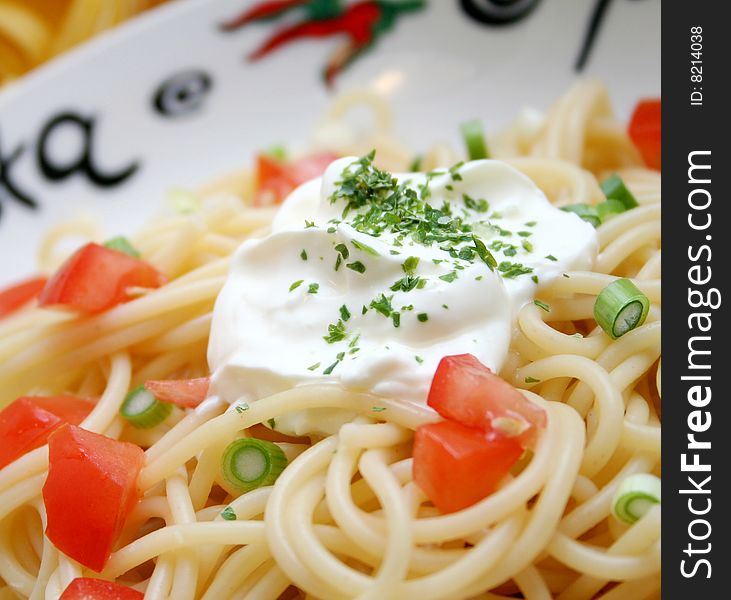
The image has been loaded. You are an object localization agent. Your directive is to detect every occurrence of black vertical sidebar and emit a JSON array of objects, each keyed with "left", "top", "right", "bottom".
[{"left": 662, "top": 3, "right": 728, "bottom": 598}]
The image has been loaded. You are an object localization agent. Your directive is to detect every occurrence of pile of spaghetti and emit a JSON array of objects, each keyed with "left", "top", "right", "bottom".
[
  {"left": 0, "top": 0, "right": 168, "bottom": 85},
  {"left": 0, "top": 81, "right": 661, "bottom": 599}
]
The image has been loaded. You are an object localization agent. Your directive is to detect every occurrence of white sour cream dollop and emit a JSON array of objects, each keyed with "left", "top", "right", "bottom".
[{"left": 208, "top": 157, "right": 597, "bottom": 435}]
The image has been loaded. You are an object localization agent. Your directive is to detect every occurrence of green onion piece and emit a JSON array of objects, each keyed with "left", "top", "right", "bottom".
[
  {"left": 611, "top": 473, "right": 661, "bottom": 524},
  {"left": 594, "top": 279, "right": 650, "bottom": 339},
  {"left": 120, "top": 385, "right": 172, "bottom": 429},
  {"left": 264, "top": 144, "right": 287, "bottom": 161},
  {"left": 220, "top": 506, "right": 237, "bottom": 521},
  {"left": 601, "top": 174, "right": 639, "bottom": 209},
  {"left": 460, "top": 119, "right": 490, "bottom": 160},
  {"left": 104, "top": 237, "right": 141, "bottom": 258},
  {"left": 596, "top": 198, "right": 626, "bottom": 222},
  {"left": 166, "top": 188, "right": 201, "bottom": 214},
  {"left": 561, "top": 203, "right": 601, "bottom": 227},
  {"left": 221, "top": 438, "right": 288, "bottom": 492}
]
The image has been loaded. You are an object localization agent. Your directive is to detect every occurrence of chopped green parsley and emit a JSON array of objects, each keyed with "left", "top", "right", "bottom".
[
  {"left": 351, "top": 239, "right": 379, "bottom": 256},
  {"left": 390, "top": 275, "right": 425, "bottom": 292},
  {"left": 402, "top": 256, "right": 420, "bottom": 273},
  {"left": 463, "top": 194, "right": 489, "bottom": 213},
  {"left": 346, "top": 261, "right": 366, "bottom": 273},
  {"left": 339, "top": 305, "right": 351, "bottom": 321},
  {"left": 534, "top": 299, "right": 551, "bottom": 312},
  {"left": 498, "top": 262, "right": 533, "bottom": 279},
  {"left": 323, "top": 360, "right": 340, "bottom": 375},
  {"left": 324, "top": 320, "right": 347, "bottom": 344},
  {"left": 370, "top": 294, "right": 394, "bottom": 317}
]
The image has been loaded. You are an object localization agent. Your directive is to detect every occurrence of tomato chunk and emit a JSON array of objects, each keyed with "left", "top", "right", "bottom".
[
  {"left": 60, "top": 578, "right": 143, "bottom": 600},
  {"left": 144, "top": 377, "right": 210, "bottom": 408},
  {"left": 413, "top": 420, "right": 523, "bottom": 513},
  {"left": 0, "top": 396, "right": 94, "bottom": 469},
  {"left": 43, "top": 425, "right": 144, "bottom": 572},
  {"left": 38, "top": 243, "right": 166, "bottom": 314},
  {"left": 255, "top": 152, "right": 338, "bottom": 205},
  {"left": 628, "top": 99, "right": 661, "bottom": 170},
  {"left": 0, "top": 276, "right": 48, "bottom": 319},
  {"left": 427, "top": 354, "right": 547, "bottom": 448}
]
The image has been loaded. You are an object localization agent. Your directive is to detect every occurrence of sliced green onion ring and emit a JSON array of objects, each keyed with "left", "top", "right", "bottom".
[
  {"left": 120, "top": 385, "right": 172, "bottom": 428},
  {"left": 460, "top": 119, "right": 490, "bottom": 160},
  {"left": 560, "top": 203, "right": 601, "bottom": 228},
  {"left": 221, "top": 438, "right": 288, "bottom": 492},
  {"left": 601, "top": 174, "right": 639, "bottom": 209},
  {"left": 594, "top": 278, "right": 650, "bottom": 339},
  {"left": 611, "top": 473, "right": 661, "bottom": 524},
  {"left": 104, "top": 236, "right": 141, "bottom": 258}
]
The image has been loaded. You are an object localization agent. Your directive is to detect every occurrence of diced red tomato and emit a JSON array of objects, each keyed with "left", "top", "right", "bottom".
[
  {"left": 38, "top": 243, "right": 166, "bottom": 314},
  {"left": 60, "top": 577, "right": 143, "bottom": 600},
  {"left": 0, "top": 396, "right": 94, "bottom": 469},
  {"left": 144, "top": 377, "right": 210, "bottom": 409},
  {"left": 0, "top": 276, "right": 48, "bottom": 319},
  {"left": 255, "top": 152, "right": 338, "bottom": 206},
  {"left": 413, "top": 420, "right": 523, "bottom": 513},
  {"left": 43, "top": 425, "right": 144, "bottom": 572},
  {"left": 628, "top": 99, "right": 661, "bottom": 171},
  {"left": 427, "top": 354, "right": 547, "bottom": 448}
]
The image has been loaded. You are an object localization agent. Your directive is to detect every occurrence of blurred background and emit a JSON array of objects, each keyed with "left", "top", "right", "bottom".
[{"left": 0, "top": 0, "right": 169, "bottom": 85}]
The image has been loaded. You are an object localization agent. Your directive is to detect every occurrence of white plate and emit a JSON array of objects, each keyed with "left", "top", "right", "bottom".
[{"left": 0, "top": 0, "right": 660, "bottom": 285}]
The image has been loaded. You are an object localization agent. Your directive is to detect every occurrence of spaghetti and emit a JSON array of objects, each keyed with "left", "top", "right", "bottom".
[
  {"left": 0, "top": 0, "right": 169, "bottom": 85},
  {"left": 0, "top": 80, "right": 661, "bottom": 599}
]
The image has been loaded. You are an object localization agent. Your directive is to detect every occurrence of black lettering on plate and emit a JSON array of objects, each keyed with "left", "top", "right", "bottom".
[
  {"left": 153, "top": 70, "right": 213, "bottom": 117},
  {"left": 36, "top": 112, "right": 139, "bottom": 186},
  {"left": 0, "top": 131, "right": 36, "bottom": 217},
  {"left": 460, "top": 0, "right": 542, "bottom": 25},
  {"left": 575, "top": 0, "right": 649, "bottom": 71}
]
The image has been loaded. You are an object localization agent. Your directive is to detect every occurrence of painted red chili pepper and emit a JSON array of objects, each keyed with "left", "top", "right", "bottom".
[
  {"left": 221, "top": 0, "right": 313, "bottom": 31},
  {"left": 223, "top": 1, "right": 425, "bottom": 85}
]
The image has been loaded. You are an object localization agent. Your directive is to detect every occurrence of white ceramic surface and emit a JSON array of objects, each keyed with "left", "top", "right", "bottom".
[{"left": 0, "top": 0, "right": 660, "bottom": 285}]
